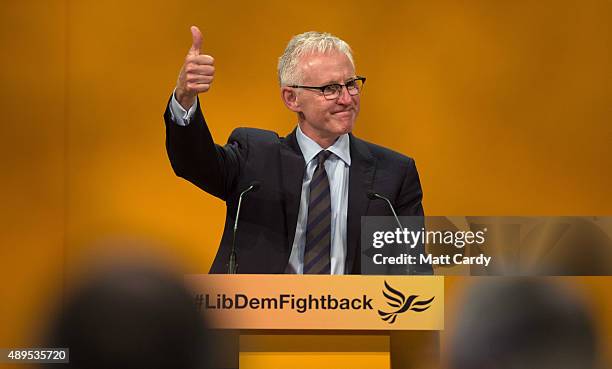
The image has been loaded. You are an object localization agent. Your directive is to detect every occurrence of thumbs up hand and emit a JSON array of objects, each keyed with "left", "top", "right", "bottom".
[{"left": 175, "top": 26, "right": 215, "bottom": 110}]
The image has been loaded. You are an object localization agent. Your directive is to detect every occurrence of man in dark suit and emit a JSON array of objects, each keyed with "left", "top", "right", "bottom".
[{"left": 165, "top": 26, "right": 431, "bottom": 275}]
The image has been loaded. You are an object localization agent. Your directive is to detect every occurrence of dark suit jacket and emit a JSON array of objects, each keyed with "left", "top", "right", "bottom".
[{"left": 164, "top": 98, "right": 432, "bottom": 274}]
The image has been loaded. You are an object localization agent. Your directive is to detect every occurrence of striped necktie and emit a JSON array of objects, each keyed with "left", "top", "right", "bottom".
[{"left": 303, "top": 150, "right": 333, "bottom": 274}]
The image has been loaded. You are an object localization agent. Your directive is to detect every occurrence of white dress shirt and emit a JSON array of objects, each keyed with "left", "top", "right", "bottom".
[{"left": 286, "top": 125, "right": 350, "bottom": 274}]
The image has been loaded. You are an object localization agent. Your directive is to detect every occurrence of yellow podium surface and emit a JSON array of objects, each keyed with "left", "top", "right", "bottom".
[{"left": 186, "top": 275, "right": 444, "bottom": 369}]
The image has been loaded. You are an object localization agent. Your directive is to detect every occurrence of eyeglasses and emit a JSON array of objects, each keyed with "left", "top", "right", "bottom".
[{"left": 290, "top": 76, "right": 366, "bottom": 100}]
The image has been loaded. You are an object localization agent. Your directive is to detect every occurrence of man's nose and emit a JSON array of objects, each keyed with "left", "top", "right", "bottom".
[{"left": 336, "top": 85, "right": 353, "bottom": 104}]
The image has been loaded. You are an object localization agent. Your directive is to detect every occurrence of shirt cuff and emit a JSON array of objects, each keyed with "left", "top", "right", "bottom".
[{"left": 169, "top": 89, "right": 198, "bottom": 126}]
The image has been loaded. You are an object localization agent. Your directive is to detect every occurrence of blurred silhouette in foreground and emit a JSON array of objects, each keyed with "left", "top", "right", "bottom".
[
  {"left": 44, "top": 254, "right": 210, "bottom": 369},
  {"left": 448, "top": 279, "right": 600, "bottom": 369}
]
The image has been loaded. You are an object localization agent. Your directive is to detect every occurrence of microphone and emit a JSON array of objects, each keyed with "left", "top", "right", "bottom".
[
  {"left": 367, "top": 191, "right": 403, "bottom": 229},
  {"left": 368, "top": 190, "right": 413, "bottom": 275},
  {"left": 228, "top": 181, "right": 261, "bottom": 274}
]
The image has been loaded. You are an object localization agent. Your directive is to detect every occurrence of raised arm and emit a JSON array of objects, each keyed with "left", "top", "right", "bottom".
[{"left": 164, "top": 26, "right": 243, "bottom": 201}]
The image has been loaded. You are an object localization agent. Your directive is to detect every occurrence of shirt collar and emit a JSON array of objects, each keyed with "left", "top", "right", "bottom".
[{"left": 296, "top": 125, "right": 351, "bottom": 166}]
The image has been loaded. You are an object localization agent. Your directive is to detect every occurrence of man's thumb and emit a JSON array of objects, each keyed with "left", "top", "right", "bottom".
[{"left": 189, "top": 26, "right": 203, "bottom": 56}]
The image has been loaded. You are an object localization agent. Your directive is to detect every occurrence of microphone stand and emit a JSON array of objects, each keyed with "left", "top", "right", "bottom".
[{"left": 228, "top": 182, "right": 260, "bottom": 274}]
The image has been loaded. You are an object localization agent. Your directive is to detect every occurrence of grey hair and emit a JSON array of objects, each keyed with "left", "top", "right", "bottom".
[{"left": 278, "top": 31, "right": 354, "bottom": 86}]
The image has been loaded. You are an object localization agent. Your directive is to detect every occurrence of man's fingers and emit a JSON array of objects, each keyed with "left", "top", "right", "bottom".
[
  {"left": 186, "top": 82, "right": 211, "bottom": 93},
  {"left": 188, "top": 26, "right": 203, "bottom": 56},
  {"left": 185, "top": 54, "right": 214, "bottom": 66},
  {"left": 184, "top": 64, "right": 215, "bottom": 75},
  {"left": 186, "top": 74, "right": 214, "bottom": 84}
]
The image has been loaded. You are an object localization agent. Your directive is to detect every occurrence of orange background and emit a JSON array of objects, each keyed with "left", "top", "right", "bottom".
[{"left": 1, "top": 0, "right": 611, "bottom": 361}]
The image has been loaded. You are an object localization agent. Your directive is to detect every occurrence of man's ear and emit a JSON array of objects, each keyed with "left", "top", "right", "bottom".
[{"left": 281, "top": 87, "right": 300, "bottom": 113}]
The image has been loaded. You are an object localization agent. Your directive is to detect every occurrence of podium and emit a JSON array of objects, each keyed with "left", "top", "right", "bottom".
[{"left": 186, "top": 275, "right": 444, "bottom": 369}]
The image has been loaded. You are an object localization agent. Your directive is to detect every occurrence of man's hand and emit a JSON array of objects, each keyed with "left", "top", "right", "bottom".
[{"left": 175, "top": 26, "right": 215, "bottom": 110}]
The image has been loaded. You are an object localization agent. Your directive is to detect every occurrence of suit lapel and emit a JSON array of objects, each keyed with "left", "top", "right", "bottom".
[
  {"left": 280, "top": 129, "right": 306, "bottom": 255},
  {"left": 346, "top": 134, "right": 376, "bottom": 274}
]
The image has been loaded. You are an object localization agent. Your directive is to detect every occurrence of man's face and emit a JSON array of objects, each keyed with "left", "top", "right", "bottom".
[{"left": 293, "top": 51, "right": 360, "bottom": 143}]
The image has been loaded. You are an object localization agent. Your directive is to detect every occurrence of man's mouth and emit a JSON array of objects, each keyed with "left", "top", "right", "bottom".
[{"left": 333, "top": 110, "right": 352, "bottom": 116}]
